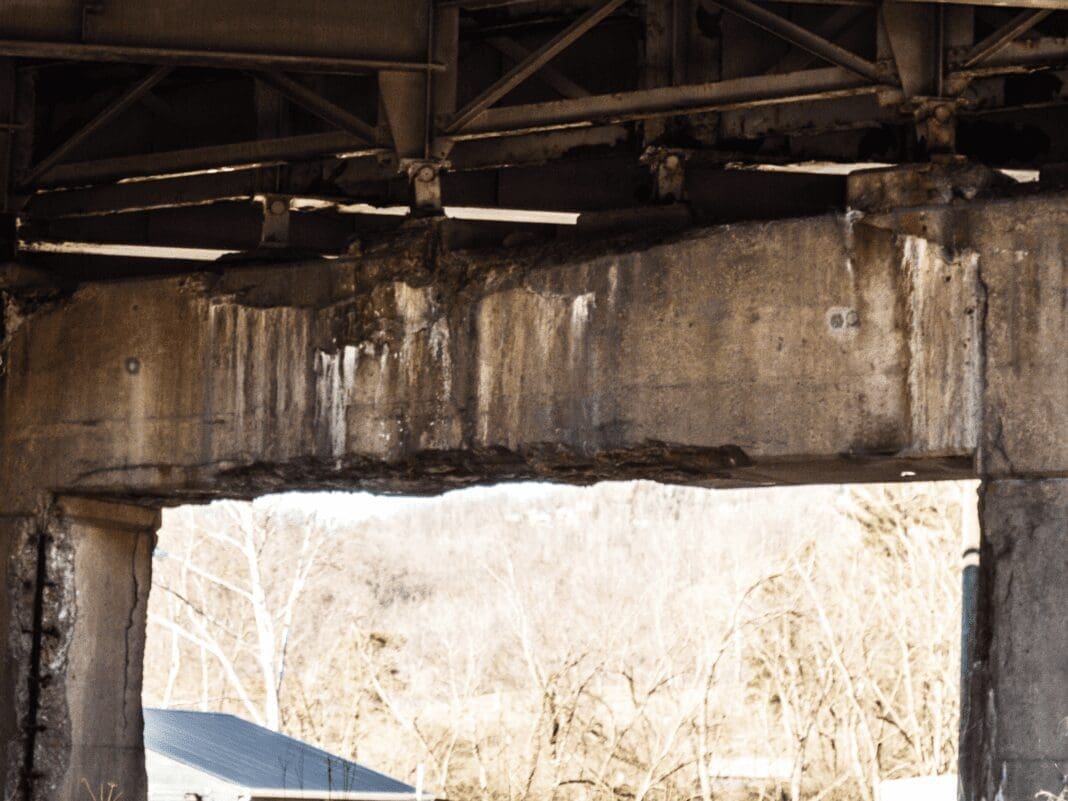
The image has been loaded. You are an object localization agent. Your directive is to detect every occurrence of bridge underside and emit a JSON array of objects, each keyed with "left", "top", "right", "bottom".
[{"left": 4, "top": 0, "right": 1068, "bottom": 799}]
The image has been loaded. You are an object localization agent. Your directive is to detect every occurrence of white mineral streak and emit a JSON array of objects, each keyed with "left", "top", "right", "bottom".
[
  {"left": 476, "top": 288, "right": 597, "bottom": 445},
  {"left": 902, "top": 235, "right": 981, "bottom": 454},
  {"left": 315, "top": 344, "right": 358, "bottom": 461},
  {"left": 429, "top": 317, "right": 452, "bottom": 399},
  {"left": 842, "top": 208, "right": 864, "bottom": 278},
  {"left": 569, "top": 292, "right": 596, "bottom": 368},
  {"left": 393, "top": 282, "right": 433, "bottom": 334},
  {"left": 314, "top": 282, "right": 451, "bottom": 459},
  {"left": 570, "top": 292, "right": 596, "bottom": 333},
  {"left": 212, "top": 304, "right": 315, "bottom": 460}
]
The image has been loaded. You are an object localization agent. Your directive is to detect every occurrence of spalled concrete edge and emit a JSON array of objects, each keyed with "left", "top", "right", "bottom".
[{"left": 1, "top": 514, "right": 39, "bottom": 801}]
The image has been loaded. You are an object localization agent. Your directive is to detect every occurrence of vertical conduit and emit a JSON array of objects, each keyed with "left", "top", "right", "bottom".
[{"left": 959, "top": 483, "right": 981, "bottom": 801}]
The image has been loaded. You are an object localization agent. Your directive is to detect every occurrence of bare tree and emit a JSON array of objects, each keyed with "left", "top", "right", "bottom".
[{"left": 147, "top": 501, "right": 327, "bottom": 729}]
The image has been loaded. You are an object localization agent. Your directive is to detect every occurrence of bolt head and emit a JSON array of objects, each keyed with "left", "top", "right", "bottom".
[
  {"left": 269, "top": 199, "right": 288, "bottom": 215},
  {"left": 934, "top": 105, "right": 953, "bottom": 124},
  {"left": 416, "top": 165, "right": 437, "bottom": 183},
  {"left": 664, "top": 154, "right": 681, "bottom": 171}
]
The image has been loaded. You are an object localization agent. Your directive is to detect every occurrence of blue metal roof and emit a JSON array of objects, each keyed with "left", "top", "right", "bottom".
[{"left": 144, "top": 708, "right": 417, "bottom": 795}]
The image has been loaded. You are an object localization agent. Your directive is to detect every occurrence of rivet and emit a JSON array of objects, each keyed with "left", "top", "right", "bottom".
[
  {"left": 125, "top": 357, "right": 141, "bottom": 374},
  {"left": 829, "top": 313, "right": 844, "bottom": 329}
]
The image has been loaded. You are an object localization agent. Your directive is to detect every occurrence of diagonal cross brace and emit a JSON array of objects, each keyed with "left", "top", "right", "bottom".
[
  {"left": 444, "top": 0, "right": 627, "bottom": 133},
  {"left": 961, "top": 8, "right": 1053, "bottom": 68},
  {"left": 706, "top": 0, "right": 889, "bottom": 85},
  {"left": 253, "top": 70, "right": 379, "bottom": 145},
  {"left": 486, "top": 37, "right": 591, "bottom": 99},
  {"left": 20, "top": 65, "right": 172, "bottom": 188}
]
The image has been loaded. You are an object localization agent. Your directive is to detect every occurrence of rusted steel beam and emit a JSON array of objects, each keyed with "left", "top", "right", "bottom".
[
  {"left": 19, "top": 66, "right": 172, "bottom": 189},
  {"left": 34, "top": 133, "right": 387, "bottom": 188},
  {"left": 449, "top": 66, "right": 898, "bottom": 138},
  {"left": 25, "top": 171, "right": 264, "bottom": 218},
  {"left": 0, "top": 39, "right": 443, "bottom": 75},
  {"left": 444, "top": 0, "right": 627, "bottom": 133}
]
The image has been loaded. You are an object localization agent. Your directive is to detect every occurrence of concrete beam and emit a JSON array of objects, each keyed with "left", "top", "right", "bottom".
[{"left": 1, "top": 206, "right": 989, "bottom": 511}]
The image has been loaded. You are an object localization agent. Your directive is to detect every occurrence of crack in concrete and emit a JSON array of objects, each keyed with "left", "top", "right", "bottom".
[
  {"left": 975, "top": 260, "right": 997, "bottom": 476},
  {"left": 17, "top": 521, "right": 49, "bottom": 801},
  {"left": 121, "top": 535, "right": 139, "bottom": 732}
]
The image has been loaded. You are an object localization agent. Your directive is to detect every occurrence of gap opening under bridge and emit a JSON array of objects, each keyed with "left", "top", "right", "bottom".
[{"left": 141, "top": 480, "right": 976, "bottom": 801}]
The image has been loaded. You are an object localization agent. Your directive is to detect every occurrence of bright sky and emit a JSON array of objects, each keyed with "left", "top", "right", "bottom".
[{"left": 258, "top": 482, "right": 566, "bottom": 523}]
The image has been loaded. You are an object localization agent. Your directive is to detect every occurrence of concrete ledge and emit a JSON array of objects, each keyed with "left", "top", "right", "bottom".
[{"left": 56, "top": 497, "right": 160, "bottom": 532}]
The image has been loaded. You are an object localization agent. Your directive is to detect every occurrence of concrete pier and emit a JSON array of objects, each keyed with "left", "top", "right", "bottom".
[{"left": 962, "top": 482, "right": 1068, "bottom": 801}]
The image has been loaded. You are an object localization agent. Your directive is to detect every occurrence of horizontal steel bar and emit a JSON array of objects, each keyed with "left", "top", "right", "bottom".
[
  {"left": 26, "top": 127, "right": 632, "bottom": 216},
  {"left": 0, "top": 39, "right": 444, "bottom": 74},
  {"left": 450, "top": 67, "right": 898, "bottom": 138},
  {"left": 26, "top": 172, "right": 263, "bottom": 218},
  {"left": 36, "top": 133, "right": 387, "bottom": 188},
  {"left": 947, "top": 36, "right": 1068, "bottom": 71}
]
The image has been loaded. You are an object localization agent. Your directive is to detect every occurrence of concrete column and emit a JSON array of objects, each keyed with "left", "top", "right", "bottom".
[
  {"left": 1, "top": 513, "right": 37, "bottom": 800},
  {"left": 22, "top": 497, "right": 159, "bottom": 801},
  {"left": 962, "top": 480, "right": 1068, "bottom": 801}
]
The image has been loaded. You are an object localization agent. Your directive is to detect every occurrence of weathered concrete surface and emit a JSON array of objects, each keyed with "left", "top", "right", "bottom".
[
  {"left": 0, "top": 514, "right": 34, "bottom": 801},
  {"left": 974, "top": 200, "right": 1068, "bottom": 479},
  {"left": 0, "top": 212, "right": 983, "bottom": 513},
  {"left": 28, "top": 498, "right": 157, "bottom": 801},
  {"left": 4, "top": 188, "right": 1068, "bottom": 801},
  {"left": 963, "top": 480, "right": 1068, "bottom": 801}
]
